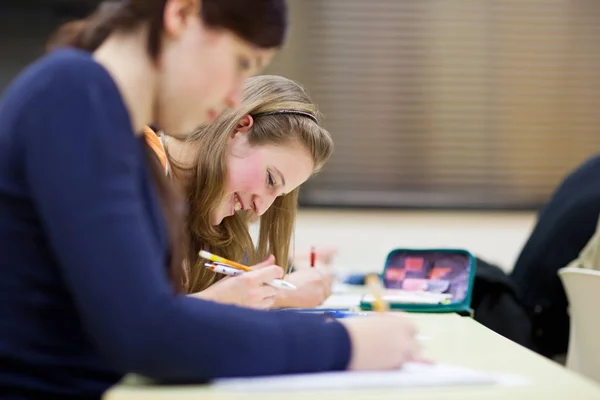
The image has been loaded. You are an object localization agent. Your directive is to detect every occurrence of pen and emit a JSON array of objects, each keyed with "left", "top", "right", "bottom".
[
  {"left": 268, "top": 279, "right": 297, "bottom": 290},
  {"left": 310, "top": 246, "right": 316, "bottom": 268},
  {"left": 279, "top": 307, "right": 352, "bottom": 312},
  {"left": 327, "top": 311, "right": 370, "bottom": 319},
  {"left": 199, "top": 250, "right": 253, "bottom": 272},
  {"left": 365, "top": 274, "right": 389, "bottom": 312},
  {"left": 204, "top": 262, "right": 244, "bottom": 276},
  {"left": 203, "top": 262, "right": 297, "bottom": 291}
]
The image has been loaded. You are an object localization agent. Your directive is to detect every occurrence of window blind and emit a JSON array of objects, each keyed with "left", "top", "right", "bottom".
[{"left": 266, "top": 0, "right": 600, "bottom": 209}]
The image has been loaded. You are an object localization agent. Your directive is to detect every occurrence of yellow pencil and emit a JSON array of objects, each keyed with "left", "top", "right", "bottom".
[
  {"left": 198, "top": 250, "right": 253, "bottom": 272},
  {"left": 365, "top": 274, "right": 389, "bottom": 312}
]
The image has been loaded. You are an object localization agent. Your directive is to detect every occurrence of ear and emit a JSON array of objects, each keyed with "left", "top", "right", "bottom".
[
  {"left": 231, "top": 114, "right": 254, "bottom": 138},
  {"left": 163, "top": 0, "right": 200, "bottom": 38}
]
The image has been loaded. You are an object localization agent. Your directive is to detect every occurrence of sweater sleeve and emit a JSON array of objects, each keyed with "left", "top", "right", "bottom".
[{"left": 21, "top": 68, "right": 351, "bottom": 381}]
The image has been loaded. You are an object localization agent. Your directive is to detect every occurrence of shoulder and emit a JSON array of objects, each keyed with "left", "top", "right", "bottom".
[
  {"left": 0, "top": 48, "right": 132, "bottom": 147},
  {"left": 556, "top": 154, "right": 600, "bottom": 192},
  {"left": 0, "top": 48, "right": 125, "bottom": 120},
  {"left": 25, "top": 48, "right": 112, "bottom": 88}
]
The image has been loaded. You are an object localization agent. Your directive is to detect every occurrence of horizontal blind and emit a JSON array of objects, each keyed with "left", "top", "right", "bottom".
[{"left": 266, "top": 0, "right": 600, "bottom": 208}]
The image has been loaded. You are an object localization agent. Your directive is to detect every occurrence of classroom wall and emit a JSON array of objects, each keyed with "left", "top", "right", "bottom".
[
  {"left": 265, "top": 0, "right": 600, "bottom": 211},
  {"left": 0, "top": 9, "right": 59, "bottom": 90},
  {"left": 252, "top": 209, "right": 538, "bottom": 275}
]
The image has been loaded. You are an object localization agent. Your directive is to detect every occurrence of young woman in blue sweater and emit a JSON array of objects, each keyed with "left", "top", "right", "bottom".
[{"left": 0, "top": 0, "right": 421, "bottom": 398}]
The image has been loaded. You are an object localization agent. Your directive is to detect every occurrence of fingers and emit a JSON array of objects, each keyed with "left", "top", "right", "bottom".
[
  {"left": 410, "top": 355, "right": 434, "bottom": 364},
  {"left": 252, "top": 254, "right": 275, "bottom": 269},
  {"left": 252, "top": 264, "right": 284, "bottom": 282}
]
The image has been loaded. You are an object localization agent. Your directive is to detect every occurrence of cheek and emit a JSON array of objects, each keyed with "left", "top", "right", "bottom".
[
  {"left": 179, "top": 35, "right": 234, "bottom": 107},
  {"left": 226, "top": 156, "right": 266, "bottom": 194},
  {"left": 193, "top": 40, "right": 237, "bottom": 104},
  {"left": 207, "top": 52, "right": 236, "bottom": 100}
]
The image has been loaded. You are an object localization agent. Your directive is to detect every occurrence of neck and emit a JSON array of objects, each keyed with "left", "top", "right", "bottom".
[{"left": 93, "top": 26, "right": 158, "bottom": 135}]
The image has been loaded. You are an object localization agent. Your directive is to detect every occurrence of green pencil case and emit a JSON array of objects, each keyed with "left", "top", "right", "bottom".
[{"left": 359, "top": 248, "right": 476, "bottom": 314}]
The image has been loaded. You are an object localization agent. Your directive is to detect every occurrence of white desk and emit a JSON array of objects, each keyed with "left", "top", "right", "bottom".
[{"left": 104, "top": 313, "right": 600, "bottom": 400}]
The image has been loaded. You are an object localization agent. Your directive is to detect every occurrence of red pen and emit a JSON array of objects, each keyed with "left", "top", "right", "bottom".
[{"left": 310, "top": 246, "right": 316, "bottom": 268}]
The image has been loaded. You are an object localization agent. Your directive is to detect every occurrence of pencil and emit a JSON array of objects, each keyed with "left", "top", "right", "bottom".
[
  {"left": 365, "top": 274, "right": 389, "bottom": 312},
  {"left": 198, "top": 250, "right": 253, "bottom": 272}
]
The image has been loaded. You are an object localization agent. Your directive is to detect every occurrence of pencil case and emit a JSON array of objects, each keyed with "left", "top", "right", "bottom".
[{"left": 359, "top": 248, "right": 476, "bottom": 314}]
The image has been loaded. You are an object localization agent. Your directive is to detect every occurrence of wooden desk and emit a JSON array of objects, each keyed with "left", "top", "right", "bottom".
[{"left": 104, "top": 313, "right": 600, "bottom": 400}]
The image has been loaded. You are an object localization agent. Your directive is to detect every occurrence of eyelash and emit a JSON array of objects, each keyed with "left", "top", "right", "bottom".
[{"left": 267, "top": 171, "right": 275, "bottom": 188}]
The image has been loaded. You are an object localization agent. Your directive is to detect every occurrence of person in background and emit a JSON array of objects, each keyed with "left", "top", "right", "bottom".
[
  {"left": 0, "top": 0, "right": 422, "bottom": 398},
  {"left": 145, "top": 75, "right": 335, "bottom": 309},
  {"left": 511, "top": 154, "right": 600, "bottom": 360}
]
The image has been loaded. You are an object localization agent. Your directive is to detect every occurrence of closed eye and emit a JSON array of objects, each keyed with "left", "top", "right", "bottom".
[
  {"left": 238, "top": 56, "right": 251, "bottom": 72},
  {"left": 267, "top": 171, "right": 275, "bottom": 188}
]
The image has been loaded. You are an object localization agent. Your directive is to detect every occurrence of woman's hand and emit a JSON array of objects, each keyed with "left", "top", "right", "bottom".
[
  {"left": 340, "top": 313, "right": 422, "bottom": 370},
  {"left": 190, "top": 255, "right": 284, "bottom": 309},
  {"left": 272, "top": 268, "right": 334, "bottom": 308}
]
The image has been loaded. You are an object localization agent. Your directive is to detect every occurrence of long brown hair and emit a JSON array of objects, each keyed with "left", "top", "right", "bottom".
[
  {"left": 168, "top": 75, "right": 334, "bottom": 293},
  {"left": 46, "top": 0, "right": 288, "bottom": 56}
]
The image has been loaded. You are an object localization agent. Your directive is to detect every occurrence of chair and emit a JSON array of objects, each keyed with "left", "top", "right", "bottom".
[{"left": 558, "top": 267, "right": 600, "bottom": 383}]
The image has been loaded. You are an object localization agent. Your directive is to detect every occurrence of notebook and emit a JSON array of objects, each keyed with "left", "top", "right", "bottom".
[{"left": 212, "top": 362, "right": 504, "bottom": 392}]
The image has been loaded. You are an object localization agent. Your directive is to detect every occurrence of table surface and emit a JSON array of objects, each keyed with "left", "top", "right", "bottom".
[{"left": 103, "top": 312, "right": 600, "bottom": 400}]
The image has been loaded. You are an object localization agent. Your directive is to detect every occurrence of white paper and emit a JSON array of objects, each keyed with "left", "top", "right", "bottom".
[
  {"left": 331, "top": 282, "right": 358, "bottom": 294},
  {"left": 320, "top": 294, "right": 363, "bottom": 308},
  {"left": 213, "top": 362, "right": 510, "bottom": 392}
]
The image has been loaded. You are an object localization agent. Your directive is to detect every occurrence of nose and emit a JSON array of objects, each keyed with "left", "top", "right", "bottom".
[{"left": 253, "top": 192, "right": 278, "bottom": 216}]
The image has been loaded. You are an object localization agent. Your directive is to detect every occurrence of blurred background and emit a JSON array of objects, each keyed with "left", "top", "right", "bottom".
[{"left": 2, "top": 0, "right": 600, "bottom": 271}]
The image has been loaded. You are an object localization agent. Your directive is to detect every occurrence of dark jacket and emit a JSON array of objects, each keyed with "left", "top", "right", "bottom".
[
  {"left": 510, "top": 154, "right": 600, "bottom": 358},
  {"left": 472, "top": 258, "right": 536, "bottom": 351}
]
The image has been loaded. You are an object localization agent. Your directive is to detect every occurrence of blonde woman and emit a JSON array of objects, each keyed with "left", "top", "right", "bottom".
[{"left": 146, "top": 75, "right": 336, "bottom": 309}]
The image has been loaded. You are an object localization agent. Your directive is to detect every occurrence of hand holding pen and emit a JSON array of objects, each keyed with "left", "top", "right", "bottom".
[
  {"left": 191, "top": 255, "right": 288, "bottom": 309},
  {"left": 204, "top": 262, "right": 296, "bottom": 290},
  {"left": 200, "top": 250, "right": 297, "bottom": 290}
]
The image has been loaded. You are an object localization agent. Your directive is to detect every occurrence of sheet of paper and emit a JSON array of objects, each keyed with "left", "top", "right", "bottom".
[
  {"left": 332, "top": 282, "right": 358, "bottom": 294},
  {"left": 320, "top": 294, "right": 363, "bottom": 308},
  {"left": 362, "top": 290, "right": 452, "bottom": 305},
  {"left": 212, "top": 362, "right": 520, "bottom": 392}
]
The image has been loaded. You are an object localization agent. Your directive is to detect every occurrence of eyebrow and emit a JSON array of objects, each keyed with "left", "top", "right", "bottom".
[{"left": 273, "top": 166, "right": 286, "bottom": 187}]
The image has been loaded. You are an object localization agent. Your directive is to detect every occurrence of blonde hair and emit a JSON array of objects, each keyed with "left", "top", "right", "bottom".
[{"left": 169, "top": 75, "right": 334, "bottom": 293}]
